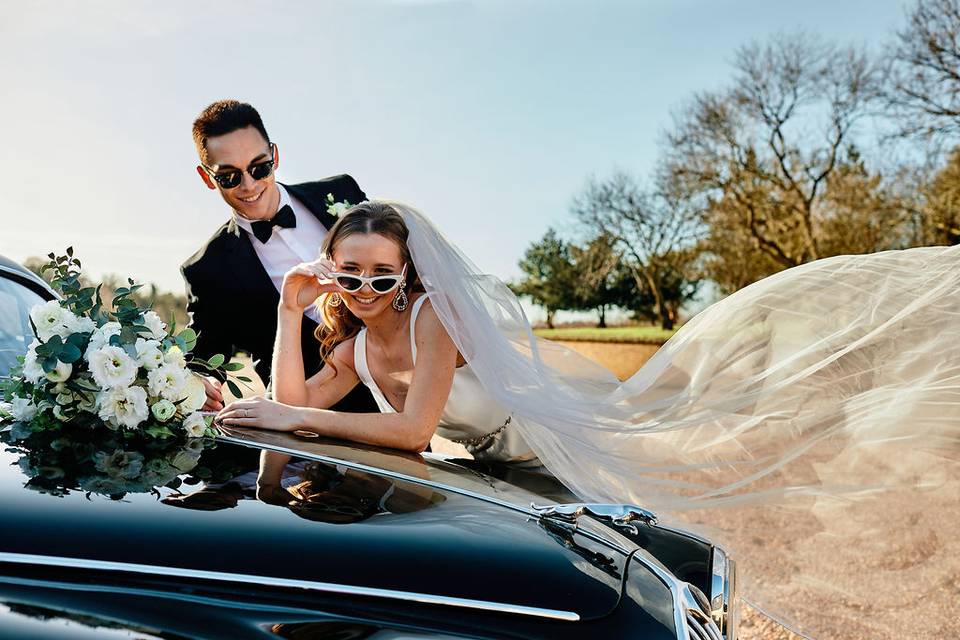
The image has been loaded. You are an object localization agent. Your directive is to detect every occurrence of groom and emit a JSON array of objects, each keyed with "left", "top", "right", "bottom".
[{"left": 181, "top": 99, "right": 377, "bottom": 413}]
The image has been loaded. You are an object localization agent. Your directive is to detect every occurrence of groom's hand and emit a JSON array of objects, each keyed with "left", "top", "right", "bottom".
[{"left": 201, "top": 376, "right": 225, "bottom": 411}]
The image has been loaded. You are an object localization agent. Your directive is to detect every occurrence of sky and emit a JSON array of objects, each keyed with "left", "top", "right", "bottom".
[{"left": 0, "top": 0, "right": 912, "bottom": 319}]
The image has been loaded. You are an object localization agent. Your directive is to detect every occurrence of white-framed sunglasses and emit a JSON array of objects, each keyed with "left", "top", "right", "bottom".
[{"left": 329, "top": 264, "right": 407, "bottom": 294}]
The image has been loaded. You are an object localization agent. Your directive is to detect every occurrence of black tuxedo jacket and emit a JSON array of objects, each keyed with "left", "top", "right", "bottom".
[{"left": 180, "top": 174, "right": 377, "bottom": 413}]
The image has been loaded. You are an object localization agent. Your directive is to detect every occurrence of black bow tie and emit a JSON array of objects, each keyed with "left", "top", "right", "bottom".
[{"left": 250, "top": 205, "right": 296, "bottom": 244}]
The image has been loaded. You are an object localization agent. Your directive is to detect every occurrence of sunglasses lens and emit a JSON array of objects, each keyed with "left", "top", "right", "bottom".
[
  {"left": 336, "top": 276, "right": 363, "bottom": 291},
  {"left": 215, "top": 171, "right": 242, "bottom": 189},
  {"left": 250, "top": 161, "right": 273, "bottom": 181},
  {"left": 371, "top": 278, "right": 398, "bottom": 293}
]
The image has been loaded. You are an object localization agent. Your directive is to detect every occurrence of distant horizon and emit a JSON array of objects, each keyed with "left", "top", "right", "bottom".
[{"left": 1, "top": 0, "right": 911, "bottom": 322}]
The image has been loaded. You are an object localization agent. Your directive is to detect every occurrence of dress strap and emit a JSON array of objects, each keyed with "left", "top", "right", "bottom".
[
  {"left": 408, "top": 294, "right": 431, "bottom": 364},
  {"left": 353, "top": 328, "right": 396, "bottom": 414}
]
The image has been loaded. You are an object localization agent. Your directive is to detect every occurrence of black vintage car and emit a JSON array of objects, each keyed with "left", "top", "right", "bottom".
[{"left": 0, "top": 257, "right": 737, "bottom": 639}]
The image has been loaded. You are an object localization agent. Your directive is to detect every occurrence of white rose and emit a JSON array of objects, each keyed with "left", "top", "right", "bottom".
[
  {"left": 182, "top": 412, "right": 207, "bottom": 438},
  {"left": 88, "top": 345, "right": 138, "bottom": 389},
  {"left": 97, "top": 385, "right": 149, "bottom": 430},
  {"left": 147, "top": 363, "right": 188, "bottom": 401},
  {"left": 135, "top": 338, "right": 165, "bottom": 371},
  {"left": 9, "top": 396, "right": 38, "bottom": 421},
  {"left": 163, "top": 345, "right": 186, "bottom": 369},
  {"left": 67, "top": 314, "right": 96, "bottom": 335},
  {"left": 180, "top": 374, "right": 207, "bottom": 413},
  {"left": 141, "top": 311, "right": 167, "bottom": 340},
  {"left": 30, "top": 301, "right": 70, "bottom": 341},
  {"left": 150, "top": 399, "right": 177, "bottom": 422},
  {"left": 85, "top": 322, "right": 121, "bottom": 359},
  {"left": 45, "top": 361, "right": 73, "bottom": 383},
  {"left": 22, "top": 339, "right": 45, "bottom": 383}
]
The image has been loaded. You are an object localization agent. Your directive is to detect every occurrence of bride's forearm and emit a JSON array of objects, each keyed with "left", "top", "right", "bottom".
[
  {"left": 271, "top": 307, "right": 308, "bottom": 406},
  {"left": 295, "top": 407, "right": 435, "bottom": 453}
]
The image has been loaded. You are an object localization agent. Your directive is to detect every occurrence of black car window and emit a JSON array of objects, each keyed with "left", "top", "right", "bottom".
[{"left": 0, "top": 275, "right": 47, "bottom": 377}]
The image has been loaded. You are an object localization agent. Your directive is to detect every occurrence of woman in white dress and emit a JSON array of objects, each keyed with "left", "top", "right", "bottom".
[{"left": 216, "top": 201, "right": 540, "bottom": 468}]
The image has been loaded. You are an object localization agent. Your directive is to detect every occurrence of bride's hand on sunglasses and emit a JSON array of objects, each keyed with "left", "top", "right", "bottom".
[{"left": 280, "top": 259, "right": 338, "bottom": 311}]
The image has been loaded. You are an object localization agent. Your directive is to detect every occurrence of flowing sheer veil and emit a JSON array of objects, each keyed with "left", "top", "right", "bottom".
[{"left": 390, "top": 200, "right": 960, "bottom": 639}]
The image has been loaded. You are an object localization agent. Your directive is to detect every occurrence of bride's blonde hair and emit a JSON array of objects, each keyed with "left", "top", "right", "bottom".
[{"left": 314, "top": 202, "right": 421, "bottom": 369}]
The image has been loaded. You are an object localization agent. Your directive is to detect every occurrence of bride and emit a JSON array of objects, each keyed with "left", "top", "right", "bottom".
[
  {"left": 217, "top": 199, "right": 960, "bottom": 639},
  {"left": 216, "top": 201, "right": 543, "bottom": 469}
]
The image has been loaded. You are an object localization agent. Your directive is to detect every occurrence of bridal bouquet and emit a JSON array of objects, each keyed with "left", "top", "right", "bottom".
[{"left": 0, "top": 250, "right": 240, "bottom": 439}]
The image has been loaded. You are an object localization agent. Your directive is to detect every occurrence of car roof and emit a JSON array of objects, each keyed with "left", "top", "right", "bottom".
[{"left": 0, "top": 255, "right": 56, "bottom": 299}]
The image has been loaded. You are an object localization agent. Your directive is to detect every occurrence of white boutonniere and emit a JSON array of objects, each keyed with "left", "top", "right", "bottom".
[{"left": 326, "top": 193, "right": 354, "bottom": 218}]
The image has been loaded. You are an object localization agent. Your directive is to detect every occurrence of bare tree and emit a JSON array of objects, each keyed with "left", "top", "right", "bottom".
[
  {"left": 665, "top": 33, "right": 882, "bottom": 274},
  {"left": 573, "top": 172, "right": 703, "bottom": 329},
  {"left": 884, "top": 0, "right": 960, "bottom": 140}
]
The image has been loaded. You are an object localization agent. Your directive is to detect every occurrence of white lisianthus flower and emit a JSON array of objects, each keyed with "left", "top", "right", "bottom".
[
  {"left": 9, "top": 396, "right": 38, "bottom": 421},
  {"left": 163, "top": 345, "right": 186, "bottom": 369},
  {"left": 85, "top": 322, "right": 121, "bottom": 359},
  {"left": 150, "top": 399, "right": 177, "bottom": 422},
  {"left": 30, "top": 301, "right": 71, "bottom": 341},
  {"left": 147, "top": 363, "right": 189, "bottom": 401},
  {"left": 22, "top": 339, "right": 45, "bottom": 383},
  {"left": 88, "top": 345, "right": 138, "bottom": 389},
  {"left": 180, "top": 374, "right": 207, "bottom": 413},
  {"left": 67, "top": 314, "right": 96, "bottom": 336},
  {"left": 182, "top": 411, "right": 207, "bottom": 438},
  {"left": 141, "top": 311, "right": 167, "bottom": 340},
  {"left": 97, "top": 385, "right": 149, "bottom": 430},
  {"left": 45, "top": 361, "right": 73, "bottom": 383},
  {"left": 135, "top": 338, "right": 165, "bottom": 370},
  {"left": 52, "top": 405, "right": 71, "bottom": 421}
]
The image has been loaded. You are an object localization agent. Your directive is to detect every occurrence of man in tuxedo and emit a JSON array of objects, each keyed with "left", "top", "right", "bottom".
[{"left": 181, "top": 100, "right": 377, "bottom": 414}]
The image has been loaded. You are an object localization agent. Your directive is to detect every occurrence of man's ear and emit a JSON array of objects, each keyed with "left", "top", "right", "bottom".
[
  {"left": 197, "top": 166, "right": 217, "bottom": 190},
  {"left": 272, "top": 143, "right": 280, "bottom": 171}
]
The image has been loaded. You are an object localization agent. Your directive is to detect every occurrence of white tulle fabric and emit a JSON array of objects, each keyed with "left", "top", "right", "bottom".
[{"left": 390, "top": 200, "right": 960, "bottom": 639}]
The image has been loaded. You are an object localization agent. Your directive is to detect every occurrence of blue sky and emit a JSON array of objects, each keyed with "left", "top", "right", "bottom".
[{"left": 0, "top": 0, "right": 911, "bottom": 317}]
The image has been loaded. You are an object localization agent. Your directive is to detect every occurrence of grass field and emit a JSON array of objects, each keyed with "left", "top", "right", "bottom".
[{"left": 533, "top": 325, "right": 676, "bottom": 344}]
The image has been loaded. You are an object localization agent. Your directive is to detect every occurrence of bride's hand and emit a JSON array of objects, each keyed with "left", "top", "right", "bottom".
[
  {"left": 215, "top": 396, "right": 301, "bottom": 432},
  {"left": 280, "top": 258, "right": 338, "bottom": 311}
]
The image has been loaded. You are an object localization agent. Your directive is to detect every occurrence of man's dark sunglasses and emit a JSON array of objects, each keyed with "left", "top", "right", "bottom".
[{"left": 203, "top": 145, "right": 276, "bottom": 189}]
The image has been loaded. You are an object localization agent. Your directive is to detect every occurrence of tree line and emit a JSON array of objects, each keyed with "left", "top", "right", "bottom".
[{"left": 514, "top": 0, "right": 960, "bottom": 329}]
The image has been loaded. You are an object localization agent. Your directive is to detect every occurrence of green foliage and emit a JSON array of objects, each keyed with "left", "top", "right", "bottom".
[
  {"left": 534, "top": 326, "right": 675, "bottom": 344},
  {"left": 511, "top": 229, "right": 579, "bottom": 328}
]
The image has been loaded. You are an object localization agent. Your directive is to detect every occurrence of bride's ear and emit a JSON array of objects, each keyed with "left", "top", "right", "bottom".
[{"left": 197, "top": 166, "right": 217, "bottom": 190}]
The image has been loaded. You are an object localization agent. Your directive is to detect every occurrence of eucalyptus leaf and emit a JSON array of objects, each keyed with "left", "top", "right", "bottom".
[
  {"left": 207, "top": 354, "right": 225, "bottom": 368},
  {"left": 225, "top": 380, "right": 242, "bottom": 398}
]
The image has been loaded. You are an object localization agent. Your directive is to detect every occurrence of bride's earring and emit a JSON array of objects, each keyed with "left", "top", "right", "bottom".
[
  {"left": 329, "top": 292, "right": 342, "bottom": 307},
  {"left": 392, "top": 281, "right": 408, "bottom": 311}
]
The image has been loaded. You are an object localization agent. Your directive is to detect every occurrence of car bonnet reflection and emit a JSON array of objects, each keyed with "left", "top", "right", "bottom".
[{"left": 162, "top": 447, "right": 444, "bottom": 524}]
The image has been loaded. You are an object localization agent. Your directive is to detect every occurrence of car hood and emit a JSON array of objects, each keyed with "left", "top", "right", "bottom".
[{"left": 0, "top": 427, "right": 639, "bottom": 622}]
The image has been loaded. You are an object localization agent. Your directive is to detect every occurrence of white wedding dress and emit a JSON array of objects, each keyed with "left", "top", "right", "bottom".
[
  {"left": 375, "top": 200, "right": 960, "bottom": 639},
  {"left": 353, "top": 294, "right": 540, "bottom": 467}
]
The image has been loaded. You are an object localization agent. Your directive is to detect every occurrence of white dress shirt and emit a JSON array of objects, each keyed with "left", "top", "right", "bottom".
[{"left": 233, "top": 184, "right": 328, "bottom": 324}]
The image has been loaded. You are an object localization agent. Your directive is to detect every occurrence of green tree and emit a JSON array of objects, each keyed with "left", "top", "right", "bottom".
[
  {"left": 511, "top": 230, "right": 578, "bottom": 329},
  {"left": 568, "top": 233, "right": 622, "bottom": 328},
  {"left": 573, "top": 172, "right": 703, "bottom": 329}
]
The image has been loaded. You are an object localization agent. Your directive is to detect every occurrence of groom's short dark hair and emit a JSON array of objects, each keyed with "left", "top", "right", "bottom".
[{"left": 192, "top": 100, "right": 271, "bottom": 163}]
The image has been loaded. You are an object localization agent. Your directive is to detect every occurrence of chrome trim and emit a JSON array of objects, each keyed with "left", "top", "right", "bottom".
[
  {"left": 0, "top": 552, "right": 580, "bottom": 622},
  {"left": 709, "top": 547, "right": 738, "bottom": 639}
]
